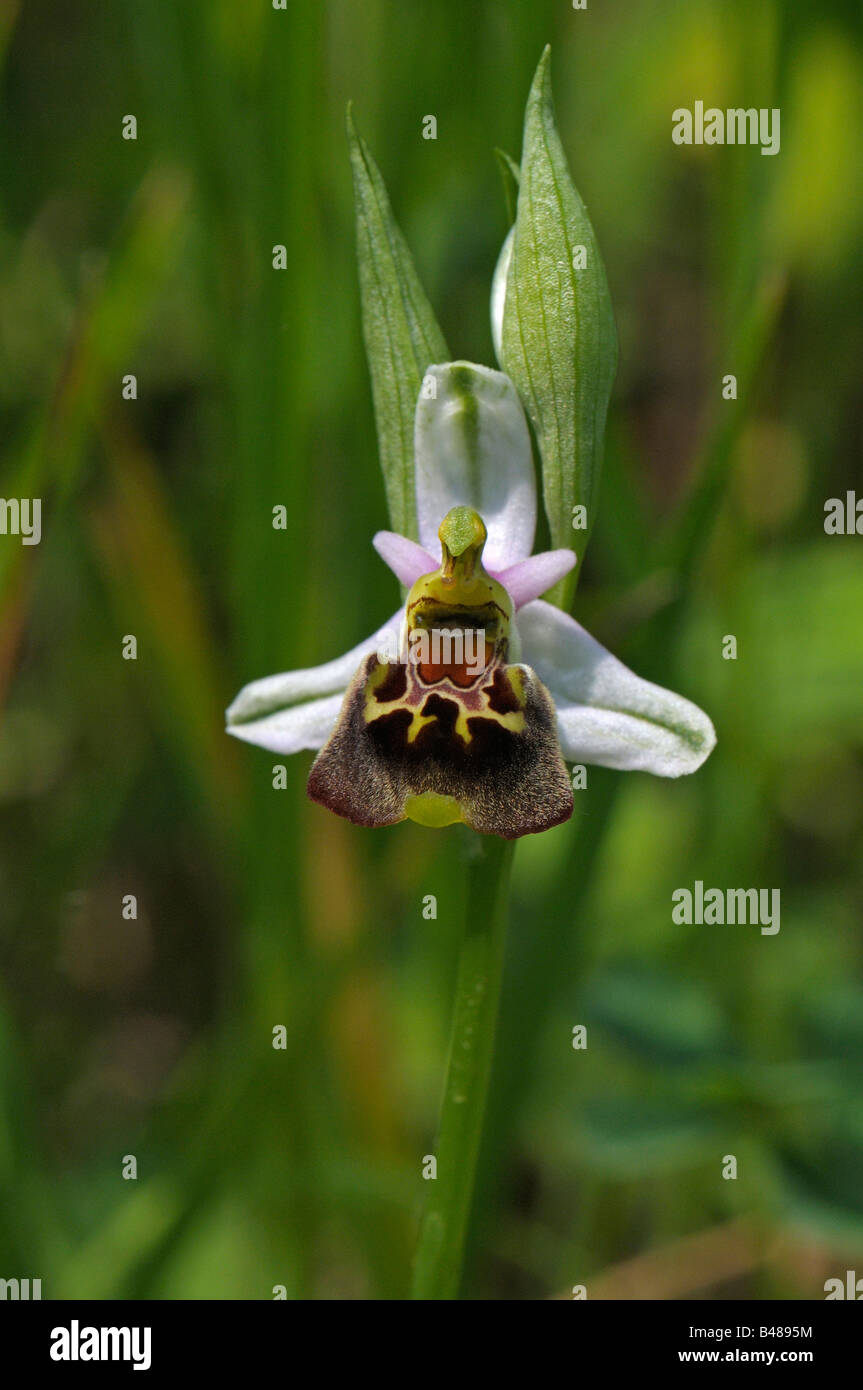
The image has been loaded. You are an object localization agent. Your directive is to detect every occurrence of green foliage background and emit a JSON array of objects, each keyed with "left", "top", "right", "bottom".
[{"left": 1, "top": 0, "right": 862, "bottom": 1298}]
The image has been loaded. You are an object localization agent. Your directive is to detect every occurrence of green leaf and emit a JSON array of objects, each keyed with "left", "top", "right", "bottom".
[
  {"left": 493, "top": 147, "right": 520, "bottom": 223},
  {"left": 499, "top": 47, "right": 618, "bottom": 606},
  {"left": 347, "top": 107, "right": 449, "bottom": 540},
  {"left": 579, "top": 965, "right": 733, "bottom": 1068},
  {"left": 775, "top": 1121, "right": 863, "bottom": 1248},
  {"left": 803, "top": 984, "right": 863, "bottom": 1060},
  {"left": 579, "top": 1096, "right": 722, "bottom": 1177}
]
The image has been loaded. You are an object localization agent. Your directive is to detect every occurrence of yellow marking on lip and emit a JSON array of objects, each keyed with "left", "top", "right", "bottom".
[
  {"left": 364, "top": 662, "right": 397, "bottom": 701},
  {"left": 404, "top": 792, "right": 464, "bottom": 828},
  {"left": 406, "top": 709, "right": 437, "bottom": 743},
  {"left": 366, "top": 690, "right": 526, "bottom": 745},
  {"left": 506, "top": 668, "right": 526, "bottom": 704},
  {"left": 483, "top": 708, "right": 525, "bottom": 733}
]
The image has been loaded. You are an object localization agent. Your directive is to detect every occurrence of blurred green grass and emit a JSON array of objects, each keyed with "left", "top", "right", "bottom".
[{"left": 1, "top": 0, "right": 862, "bottom": 1299}]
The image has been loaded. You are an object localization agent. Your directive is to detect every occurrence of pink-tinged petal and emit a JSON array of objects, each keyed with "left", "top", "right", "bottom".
[
  {"left": 496, "top": 549, "right": 577, "bottom": 609},
  {"left": 373, "top": 531, "right": 437, "bottom": 587}
]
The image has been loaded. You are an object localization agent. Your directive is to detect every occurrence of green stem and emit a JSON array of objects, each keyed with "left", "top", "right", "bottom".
[{"left": 411, "top": 833, "right": 515, "bottom": 1300}]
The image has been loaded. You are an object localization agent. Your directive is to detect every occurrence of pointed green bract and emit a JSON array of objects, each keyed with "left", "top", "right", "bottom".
[
  {"left": 493, "top": 147, "right": 520, "bottom": 224},
  {"left": 499, "top": 48, "right": 618, "bottom": 606},
  {"left": 347, "top": 107, "right": 449, "bottom": 540}
]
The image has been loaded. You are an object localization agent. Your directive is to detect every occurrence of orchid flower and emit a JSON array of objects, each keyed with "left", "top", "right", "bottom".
[{"left": 226, "top": 362, "right": 715, "bottom": 837}]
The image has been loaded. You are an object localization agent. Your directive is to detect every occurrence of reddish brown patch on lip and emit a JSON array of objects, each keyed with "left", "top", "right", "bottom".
[
  {"left": 371, "top": 664, "right": 408, "bottom": 702},
  {"left": 418, "top": 660, "right": 477, "bottom": 687},
  {"left": 417, "top": 638, "right": 494, "bottom": 687},
  {"left": 484, "top": 667, "right": 522, "bottom": 714}
]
